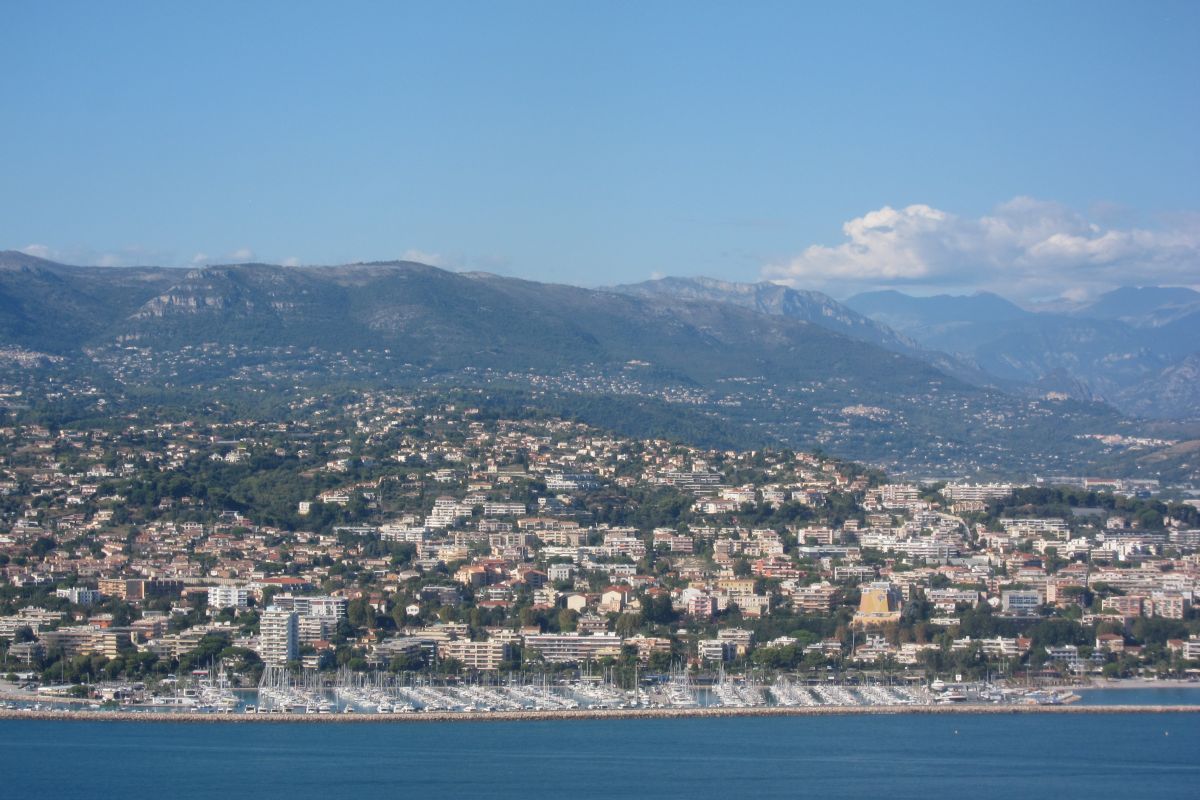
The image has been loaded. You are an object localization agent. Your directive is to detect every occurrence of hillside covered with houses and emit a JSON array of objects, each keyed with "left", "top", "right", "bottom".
[{"left": 1, "top": 389, "right": 1199, "bottom": 697}]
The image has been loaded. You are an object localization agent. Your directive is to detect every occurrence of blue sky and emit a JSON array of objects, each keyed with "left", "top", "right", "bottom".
[{"left": 2, "top": 1, "right": 1198, "bottom": 299}]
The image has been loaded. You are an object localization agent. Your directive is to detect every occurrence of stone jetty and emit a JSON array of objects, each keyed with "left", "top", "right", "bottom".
[{"left": 1, "top": 704, "right": 1197, "bottom": 724}]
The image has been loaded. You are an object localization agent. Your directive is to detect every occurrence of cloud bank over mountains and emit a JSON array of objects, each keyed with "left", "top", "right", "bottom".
[
  {"left": 763, "top": 197, "right": 1200, "bottom": 301},
  {"left": 16, "top": 196, "right": 1199, "bottom": 303}
]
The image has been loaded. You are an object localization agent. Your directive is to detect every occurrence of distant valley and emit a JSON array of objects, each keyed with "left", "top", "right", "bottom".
[{"left": 845, "top": 286, "right": 1200, "bottom": 420}]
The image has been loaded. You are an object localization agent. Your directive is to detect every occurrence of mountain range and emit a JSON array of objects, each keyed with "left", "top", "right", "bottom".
[
  {"left": 0, "top": 250, "right": 1194, "bottom": 480},
  {"left": 614, "top": 276, "right": 1200, "bottom": 421},
  {"left": 612, "top": 277, "right": 1008, "bottom": 391},
  {"left": 845, "top": 286, "right": 1200, "bottom": 419},
  {"left": 0, "top": 252, "right": 961, "bottom": 384}
]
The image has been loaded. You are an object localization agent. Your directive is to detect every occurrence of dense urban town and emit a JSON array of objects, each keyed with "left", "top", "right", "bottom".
[{"left": 1, "top": 389, "right": 1198, "bottom": 715}]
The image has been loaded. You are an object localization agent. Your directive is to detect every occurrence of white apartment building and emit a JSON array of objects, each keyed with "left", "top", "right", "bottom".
[
  {"left": 207, "top": 585, "right": 250, "bottom": 609},
  {"left": 271, "top": 594, "right": 348, "bottom": 619},
  {"left": 258, "top": 607, "right": 299, "bottom": 666}
]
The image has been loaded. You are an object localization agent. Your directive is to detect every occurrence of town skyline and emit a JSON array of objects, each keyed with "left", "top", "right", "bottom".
[{"left": 2, "top": 388, "right": 1197, "bottom": 716}]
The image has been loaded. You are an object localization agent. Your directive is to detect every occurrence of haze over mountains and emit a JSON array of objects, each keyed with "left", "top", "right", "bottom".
[
  {"left": 0, "top": 250, "right": 1195, "bottom": 480},
  {"left": 845, "top": 286, "right": 1200, "bottom": 420},
  {"left": 614, "top": 277, "right": 1007, "bottom": 392},
  {"left": 617, "top": 276, "right": 1200, "bottom": 421}
]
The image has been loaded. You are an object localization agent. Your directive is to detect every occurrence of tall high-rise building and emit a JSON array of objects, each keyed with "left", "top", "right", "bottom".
[{"left": 258, "top": 607, "right": 298, "bottom": 666}]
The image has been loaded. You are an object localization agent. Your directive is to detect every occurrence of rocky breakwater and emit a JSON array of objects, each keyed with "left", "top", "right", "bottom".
[{"left": 2, "top": 704, "right": 1199, "bottom": 724}]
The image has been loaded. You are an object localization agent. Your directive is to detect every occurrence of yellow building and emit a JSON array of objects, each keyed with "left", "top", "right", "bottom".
[{"left": 852, "top": 582, "right": 902, "bottom": 627}]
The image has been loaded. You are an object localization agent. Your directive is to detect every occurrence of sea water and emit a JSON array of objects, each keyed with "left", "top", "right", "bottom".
[
  {"left": 0, "top": 713, "right": 1196, "bottom": 799},
  {"left": 1075, "top": 686, "right": 1200, "bottom": 706}
]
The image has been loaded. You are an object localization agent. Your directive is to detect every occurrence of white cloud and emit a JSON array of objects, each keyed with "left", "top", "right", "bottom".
[
  {"left": 281, "top": 256, "right": 301, "bottom": 267},
  {"left": 229, "top": 247, "right": 254, "bottom": 261},
  {"left": 763, "top": 197, "right": 1200, "bottom": 299},
  {"left": 21, "top": 244, "right": 53, "bottom": 259},
  {"left": 20, "top": 243, "right": 172, "bottom": 267},
  {"left": 400, "top": 249, "right": 444, "bottom": 267}
]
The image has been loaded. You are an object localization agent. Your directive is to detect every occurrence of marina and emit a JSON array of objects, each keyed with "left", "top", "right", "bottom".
[{"left": 0, "top": 670, "right": 1113, "bottom": 718}]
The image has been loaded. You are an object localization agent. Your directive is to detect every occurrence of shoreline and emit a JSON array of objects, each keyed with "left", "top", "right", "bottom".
[
  {"left": 1, "top": 703, "right": 1198, "bottom": 724},
  {"left": 1078, "top": 678, "right": 1200, "bottom": 690}
]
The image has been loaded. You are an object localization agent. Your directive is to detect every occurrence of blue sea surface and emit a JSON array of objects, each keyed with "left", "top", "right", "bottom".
[
  {"left": 1075, "top": 686, "right": 1200, "bottom": 706},
  {"left": 1, "top": 714, "right": 1196, "bottom": 799}
]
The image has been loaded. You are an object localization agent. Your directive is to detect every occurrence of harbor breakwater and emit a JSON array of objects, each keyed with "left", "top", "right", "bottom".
[{"left": 2, "top": 703, "right": 1198, "bottom": 724}]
